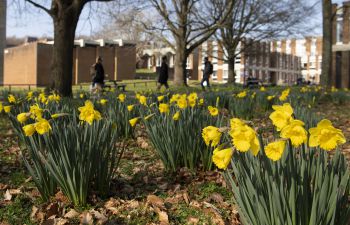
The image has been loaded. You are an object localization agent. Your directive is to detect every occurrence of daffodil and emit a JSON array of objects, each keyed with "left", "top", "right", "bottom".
[
  {"left": 80, "top": 94, "right": 85, "bottom": 99},
  {"left": 267, "top": 95, "right": 275, "bottom": 101},
  {"left": 279, "top": 88, "right": 290, "bottom": 101},
  {"left": 139, "top": 96, "right": 147, "bottom": 105},
  {"left": 100, "top": 99, "right": 108, "bottom": 105},
  {"left": 265, "top": 140, "right": 286, "bottom": 161},
  {"left": 208, "top": 106, "right": 219, "bottom": 116},
  {"left": 280, "top": 119, "right": 307, "bottom": 147},
  {"left": 212, "top": 147, "right": 233, "bottom": 170},
  {"left": 48, "top": 94, "right": 60, "bottom": 103},
  {"left": 27, "top": 91, "right": 33, "bottom": 100},
  {"left": 202, "top": 126, "right": 222, "bottom": 147},
  {"left": 34, "top": 119, "right": 52, "bottom": 135},
  {"left": 129, "top": 117, "right": 139, "bottom": 127},
  {"left": 177, "top": 97, "right": 187, "bottom": 109},
  {"left": 309, "top": 119, "right": 346, "bottom": 151},
  {"left": 127, "top": 105, "right": 134, "bottom": 112},
  {"left": 170, "top": 94, "right": 180, "bottom": 104},
  {"left": 4, "top": 106, "right": 11, "bottom": 113},
  {"left": 229, "top": 122, "right": 260, "bottom": 155},
  {"left": 159, "top": 103, "right": 170, "bottom": 114},
  {"left": 17, "top": 113, "right": 29, "bottom": 124},
  {"left": 187, "top": 93, "right": 198, "bottom": 101},
  {"left": 188, "top": 99, "right": 196, "bottom": 107},
  {"left": 8, "top": 94, "right": 16, "bottom": 104},
  {"left": 260, "top": 86, "right": 266, "bottom": 91},
  {"left": 22, "top": 124, "right": 36, "bottom": 136},
  {"left": 269, "top": 103, "right": 294, "bottom": 131},
  {"left": 230, "top": 118, "right": 246, "bottom": 128},
  {"left": 157, "top": 95, "right": 165, "bottom": 102},
  {"left": 199, "top": 98, "right": 204, "bottom": 106},
  {"left": 237, "top": 91, "right": 247, "bottom": 98},
  {"left": 118, "top": 93, "right": 126, "bottom": 102},
  {"left": 173, "top": 111, "right": 180, "bottom": 120},
  {"left": 78, "top": 100, "right": 102, "bottom": 125},
  {"left": 29, "top": 104, "right": 43, "bottom": 119}
]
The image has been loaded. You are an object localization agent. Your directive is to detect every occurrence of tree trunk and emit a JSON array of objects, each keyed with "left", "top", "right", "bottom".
[
  {"left": 227, "top": 57, "right": 236, "bottom": 83},
  {"left": 0, "top": 0, "right": 6, "bottom": 85},
  {"left": 174, "top": 49, "right": 188, "bottom": 86},
  {"left": 51, "top": 7, "right": 81, "bottom": 97},
  {"left": 321, "top": 0, "right": 332, "bottom": 86}
]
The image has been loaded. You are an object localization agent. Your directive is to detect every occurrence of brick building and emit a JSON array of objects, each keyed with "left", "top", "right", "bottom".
[
  {"left": 197, "top": 40, "right": 301, "bottom": 85},
  {"left": 143, "top": 40, "right": 302, "bottom": 85},
  {"left": 331, "top": 1, "right": 350, "bottom": 88},
  {"left": 142, "top": 47, "right": 199, "bottom": 81},
  {"left": 0, "top": 0, "right": 6, "bottom": 85},
  {"left": 4, "top": 39, "right": 136, "bottom": 86},
  {"left": 271, "top": 37, "right": 323, "bottom": 84}
]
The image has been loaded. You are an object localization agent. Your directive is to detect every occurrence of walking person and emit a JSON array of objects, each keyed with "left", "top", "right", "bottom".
[
  {"left": 157, "top": 56, "right": 169, "bottom": 90},
  {"left": 201, "top": 57, "right": 213, "bottom": 91},
  {"left": 91, "top": 56, "right": 105, "bottom": 93}
]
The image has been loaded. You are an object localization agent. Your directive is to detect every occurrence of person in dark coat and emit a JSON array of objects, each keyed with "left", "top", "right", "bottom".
[
  {"left": 201, "top": 57, "right": 213, "bottom": 91},
  {"left": 92, "top": 56, "right": 105, "bottom": 92},
  {"left": 157, "top": 56, "right": 169, "bottom": 90}
]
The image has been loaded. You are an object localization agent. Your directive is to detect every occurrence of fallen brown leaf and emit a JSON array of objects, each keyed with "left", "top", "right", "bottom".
[
  {"left": 80, "top": 211, "right": 93, "bottom": 225},
  {"left": 64, "top": 209, "right": 79, "bottom": 219},
  {"left": 147, "top": 195, "right": 164, "bottom": 209},
  {"left": 187, "top": 217, "right": 199, "bottom": 225},
  {"left": 154, "top": 207, "right": 169, "bottom": 225},
  {"left": 3, "top": 189, "right": 12, "bottom": 201}
]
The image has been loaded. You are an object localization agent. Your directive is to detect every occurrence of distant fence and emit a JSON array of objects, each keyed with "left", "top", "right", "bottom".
[
  {"left": 0, "top": 80, "right": 159, "bottom": 92},
  {"left": 0, "top": 84, "right": 46, "bottom": 92}
]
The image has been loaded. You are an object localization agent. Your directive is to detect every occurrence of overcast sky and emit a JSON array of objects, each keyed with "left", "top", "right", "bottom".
[{"left": 5, "top": 0, "right": 344, "bottom": 39}]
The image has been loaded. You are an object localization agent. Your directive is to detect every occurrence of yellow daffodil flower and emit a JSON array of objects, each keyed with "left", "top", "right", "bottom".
[
  {"left": 4, "top": 106, "right": 11, "bottom": 113},
  {"left": 118, "top": 93, "right": 126, "bottom": 102},
  {"left": 280, "top": 119, "right": 307, "bottom": 147},
  {"left": 309, "top": 119, "right": 346, "bottom": 151},
  {"left": 157, "top": 95, "right": 165, "bottom": 102},
  {"left": 278, "top": 88, "right": 290, "bottom": 101},
  {"left": 212, "top": 147, "right": 233, "bottom": 170},
  {"left": 127, "top": 105, "right": 134, "bottom": 112},
  {"left": 267, "top": 95, "right": 275, "bottom": 101},
  {"left": 22, "top": 124, "right": 36, "bottom": 136},
  {"left": 139, "top": 96, "right": 147, "bottom": 105},
  {"left": 265, "top": 140, "right": 286, "bottom": 161},
  {"left": 8, "top": 94, "right": 16, "bottom": 104},
  {"left": 34, "top": 119, "right": 52, "bottom": 135},
  {"left": 78, "top": 100, "right": 102, "bottom": 125},
  {"left": 177, "top": 97, "right": 187, "bottom": 109},
  {"left": 100, "top": 99, "right": 108, "bottom": 105},
  {"left": 208, "top": 106, "right": 219, "bottom": 116},
  {"left": 129, "top": 117, "right": 139, "bottom": 127},
  {"left": 17, "top": 113, "right": 29, "bottom": 124},
  {"left": 29, "top": 104, "right": 43, "bottom": 119},
  {"left": 159, "top": 103, "right": 170, "bottom": 114},
  {"left": 173, "top": 111, "right": 180, "bottom": 120},
  {"left": 269, "top": 103, "right": 294, "bottom": 131},
  {"left": 202, "top": 126, "right": 222, "bottom": 147},
  {"left": 237, "top": 91, "right": 247, "bottom": 98}
]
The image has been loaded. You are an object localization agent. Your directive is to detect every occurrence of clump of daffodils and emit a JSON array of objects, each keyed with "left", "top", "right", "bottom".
[{"left": 202, "top": 102, "right": 346, "bottom": 170}]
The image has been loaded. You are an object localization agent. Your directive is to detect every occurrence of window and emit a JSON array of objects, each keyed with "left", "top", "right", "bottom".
[{"left": 337, "top": 19, "right": 343, "bottom": 43}]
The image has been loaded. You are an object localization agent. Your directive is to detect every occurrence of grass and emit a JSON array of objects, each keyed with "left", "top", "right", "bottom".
[{"left": 0, "top": 195, "right": 36, "bottom": 225}]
